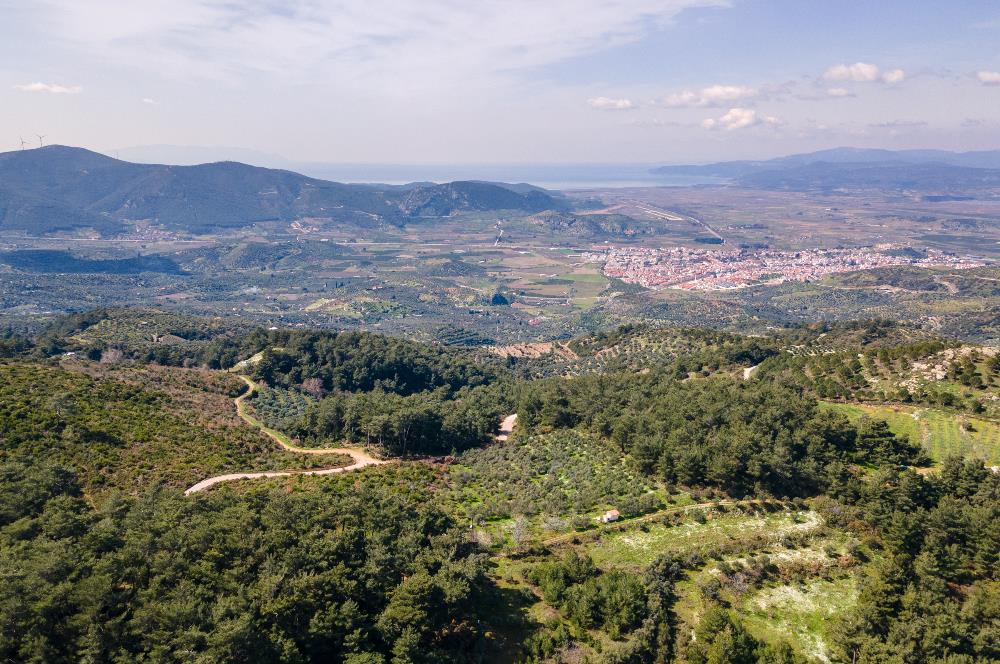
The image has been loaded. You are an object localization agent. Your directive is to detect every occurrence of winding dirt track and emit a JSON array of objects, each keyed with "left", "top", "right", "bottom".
[{"left": 184, "top": 376, "right": 386, "bottom": 495}]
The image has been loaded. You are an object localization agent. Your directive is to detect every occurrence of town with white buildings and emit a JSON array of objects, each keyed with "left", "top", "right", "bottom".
[{"left": 585, "top": 245, "right": 986, "bottom": 291}]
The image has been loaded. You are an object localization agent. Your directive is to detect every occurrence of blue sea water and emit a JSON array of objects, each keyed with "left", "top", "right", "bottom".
[{"left": 291, "top": 162, "right": 723, "bottom": 191}]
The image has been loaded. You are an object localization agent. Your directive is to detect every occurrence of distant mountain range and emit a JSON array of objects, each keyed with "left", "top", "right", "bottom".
[
  {"left": 0, "top": 146, "right": 565, "bottom": 235},
  {"left": 652, "top": 147, "right": 1000, "bottom": 193}
]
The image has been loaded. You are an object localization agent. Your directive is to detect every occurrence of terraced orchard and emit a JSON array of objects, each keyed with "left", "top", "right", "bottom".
[
  {"left": 668, "top": 508, "right": 860, "bottom": 663},
  {"left": 495, "top": 500, "right": 861, "bottom": 663},
  {"left": 450, "top": 430, "right": 664, "bottom": 528},
  {"left": 502, "top": 325, "right": 778, "bottom": 379},
  {"left": 821, "top": 401, "right": 1000, "bottom": 465},
  {"left": 583, "top": 508, "right": 824, "bottom": 570},
  {"left": 741, "top": 577, "right": 857, "bottom": 663}
]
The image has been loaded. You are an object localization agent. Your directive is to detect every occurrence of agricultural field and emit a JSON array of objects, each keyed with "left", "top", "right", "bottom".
[
  {"left": 496, "top": 324, "right": 777, "bottom": 379},
  {"left": 739, "top": 577, "right": 858, "bottom": 662},
  {"left": 6, "top": 184, "right": 1000, "bottom": 346},
  {"left": 449, "top": 430, "right": 663, "bottom": 527},
  {"left": 565, "top": 186, "right": 1000, "bottom": 259},
  {"left": 670, "top": 516, "right": 860, "bottom": 663},
  {"left": 489, "top": 498, "right": 863, "bottom": 663},
  {"left": 821, "top": 401, "right": 1000, "bottom": 465},
  {"left": 247, "top": 383, "right": 316, "bottom": 431},
  {"left": 582, "top": 508, "right": 823, "bottom": 570}
]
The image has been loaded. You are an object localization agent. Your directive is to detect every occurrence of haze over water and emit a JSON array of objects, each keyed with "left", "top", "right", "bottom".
[{"left": 295, "top": 163, "right": 724, "bottom": 190}]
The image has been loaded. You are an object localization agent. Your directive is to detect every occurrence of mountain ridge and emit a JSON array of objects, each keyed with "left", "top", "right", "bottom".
[
  {"left": 653, "top": 146, "right": 1000, "bottom": 174},
  {"left": 651, "top": 147, "right": 1000, "bottom": 192},
  {"left": 0, "top": 145, "right": 564, "bottom": 235}
]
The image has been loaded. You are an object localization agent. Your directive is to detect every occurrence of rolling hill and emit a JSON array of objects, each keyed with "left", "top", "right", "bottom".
[{"left": 0, "top": 146, "right": 564, "bottom": 235}]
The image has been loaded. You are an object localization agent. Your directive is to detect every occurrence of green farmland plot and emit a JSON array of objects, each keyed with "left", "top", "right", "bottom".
[
  {"left": 820, "top": 401, "right": 1000, "bottom": 465},
  {"left": 741, "top": 576, "right": 858, "bottom": 663},
  {"left": 583, "top": 510, "right": 822, "bottom": 570}
]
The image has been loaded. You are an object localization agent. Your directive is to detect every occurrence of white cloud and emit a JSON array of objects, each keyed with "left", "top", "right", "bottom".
[
  {"left": 663, "top": 84, "right": 757, "bottom": 107},
  {"left": 16, "top": 0, "right": 729, "bottom": 90},
  {"left": 588, "top": 96, "right": 635, "bottom": 110},
  {"left": 826, "top": 87, "right": 852, "bottom": 97},
  {"left": 701, "top": 107, "right": 780, "bottom": 131},
  {"left": 142, "top": 98, "right": 157, "bottom": 104},
  {"left": 824, "top": 62, "right": 881, "bottom": 82},
  {"left": 14, "top": 81, "right": 82, "bottom": 94},
  {"left": 977, "top": 70, "right": 1000, "bottom": 85},
  {"left": 823, "top": 63, "right": 905, "bottom": 85},
  {"left": 881, "top": 68, "right": 906, "bottom": 84}
]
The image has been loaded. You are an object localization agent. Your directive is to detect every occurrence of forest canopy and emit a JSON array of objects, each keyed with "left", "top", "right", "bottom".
[{"left": 1, "top": 311, "right": 997, "bottom": 663}]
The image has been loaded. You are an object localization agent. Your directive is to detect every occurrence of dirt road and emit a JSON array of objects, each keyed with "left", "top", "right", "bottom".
[
  {"left": 183, "top": 459, "right": 385, "bottom": 495},
  {"left": 184, "top": 376, "right": 386, "bottom": 495},
  {"left": 186, "top": 377, "right": 519, "bottom": 494},
  {"left": 496, "top": 413, "right": 518, "bottom": 441}
]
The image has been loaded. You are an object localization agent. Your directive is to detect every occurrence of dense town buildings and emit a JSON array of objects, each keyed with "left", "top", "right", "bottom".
[{"left": 586, "top": 244, "right": 985, "bottom": 291}]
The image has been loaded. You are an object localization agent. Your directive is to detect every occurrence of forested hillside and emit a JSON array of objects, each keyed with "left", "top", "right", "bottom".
[
  {"left": 1, "top": 464, "right": 497, "bottom": 663},
  {"left": 0, "top": 361, "right": 347, "bottom": 495},
  {"left": 516, "top": 373, "right": 924, "bottom": 496},
  {"left": 1, "top": 310, "right": 998, "bottom": 662},
  {"left": 0, "top": 146, "right": 563, "bottom": 234}
]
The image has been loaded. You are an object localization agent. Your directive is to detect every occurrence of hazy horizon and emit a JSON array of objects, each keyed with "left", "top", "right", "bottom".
[{"left": 13, "top": 140, "right": 1000, "bottom": 189}]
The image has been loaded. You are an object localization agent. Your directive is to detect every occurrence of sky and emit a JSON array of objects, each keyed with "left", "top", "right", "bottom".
[{"left": 2, "top": 0, "right": 1000, "bottom": 165}]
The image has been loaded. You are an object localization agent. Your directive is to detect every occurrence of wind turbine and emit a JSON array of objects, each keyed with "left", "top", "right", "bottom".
[
  {"left": 36, "top": 134, "right": 45, "bottom": 148},
  {"left": 19, "top": 137, "right": 28, "bottom": 150}
]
